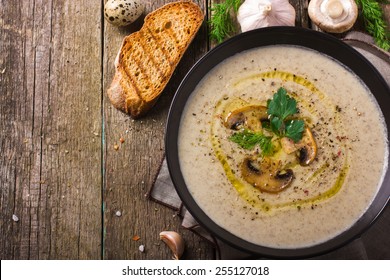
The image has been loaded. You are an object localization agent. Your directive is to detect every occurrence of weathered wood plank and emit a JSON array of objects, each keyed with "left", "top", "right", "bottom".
[
  {"left": 43, "top": 0, "right": 103, "bottom": 259},
  {"left": 0, "top": 0, "right": 102, "bottom": 259},
  {"left": 102, "top": 0, "right": 214, "bottom": 259},
  {"left": 0, "top": 0, "right": 31, "bottom": 259},
  {"left": 291, "top": 0, "right": 309, "bottom": 28}
]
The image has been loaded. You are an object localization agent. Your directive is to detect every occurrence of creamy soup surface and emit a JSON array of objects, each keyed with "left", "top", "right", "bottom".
[{"left": 178, "top": 45, "right": 388, "bottom": 248}]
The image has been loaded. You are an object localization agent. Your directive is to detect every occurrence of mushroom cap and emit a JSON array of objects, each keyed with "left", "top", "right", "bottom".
[
  {"left": 296, "top": 127, "right": 317, "bottom": 166},
  {"left": 308, "top": 0, "right": 358, "bottom": 33},
  {"left": 241, "top": 157, "right": 294, "bottom": 193},
  {"left": 224, "top": 105, "right": 268, "bottom": 132}
]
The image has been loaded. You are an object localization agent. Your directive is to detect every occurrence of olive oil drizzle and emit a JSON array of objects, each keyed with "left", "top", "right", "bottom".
[
  {"left": 233, "top": 71, "right": 325, "bottom": 100},
  {"left": 211, "top": 70, "right": 349, "bottom": 212},
  {"left": 234, "top": 71, "right": 333, "bottom": 115}
]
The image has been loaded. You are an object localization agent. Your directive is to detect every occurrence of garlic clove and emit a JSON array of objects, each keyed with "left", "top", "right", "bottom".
[{"left": 159, "top": 231, "right": 185, "bottom": 260}]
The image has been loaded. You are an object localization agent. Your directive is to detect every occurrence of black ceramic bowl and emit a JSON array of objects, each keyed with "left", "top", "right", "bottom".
[{"left": 165, "top": 27, "right": 390, "bottom": 258}]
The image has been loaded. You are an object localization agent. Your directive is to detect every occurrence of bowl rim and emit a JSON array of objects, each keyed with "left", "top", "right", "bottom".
[{"left": 165, "top": 26, "right": 390, "bottom": 258}]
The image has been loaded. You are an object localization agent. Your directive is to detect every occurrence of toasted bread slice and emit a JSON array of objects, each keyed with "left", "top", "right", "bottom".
[{"left": 108, "top": 1, "right": 204, "bottom": 118}]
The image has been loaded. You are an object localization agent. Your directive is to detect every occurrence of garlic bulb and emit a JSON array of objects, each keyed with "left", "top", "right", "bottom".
[{"left": 237, "top": 0, "right": 296, "bottom": 32}]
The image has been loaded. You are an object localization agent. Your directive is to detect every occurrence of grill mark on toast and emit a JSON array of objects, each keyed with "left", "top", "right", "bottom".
[
  {"left": 138, "top": 29, "right": 171, "bottom": 79},
  {"left": 119, "top": 42, "right": 164, "bottom": 104},
  {"left": 120, "top": 34, "right": 156, "bottom": 100},
  {"left": 118, "top": 47, "right": 142, "bottom": 97},
  {"left": 146, "top": 26, "right": 180, "bottom": 64},
  {"left": 117, "top": 66, "right": 142, "bottom": 115},
  {"left": 162, "top": 25, "right": 183, "bottom": 59},
  {"left": 144, "top": 25, "right": 175, "bottom": 66},
  {"left": 126, "top": 56, "right": 152, "bottom": 99},
  {"left": 129, "top": 40, "right": 169, "bottom": 101},
  {"left": 118, "top": 66, "right": 141, "bottom": 97},
  {"left": 123, "top": 29, "right": 176, "bottom": 102}
]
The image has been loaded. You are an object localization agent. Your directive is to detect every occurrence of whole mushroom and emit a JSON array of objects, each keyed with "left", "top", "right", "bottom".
[
  {"left": 104, "top": 0, "right": 144, "bottom": 27},
  {"left": 308, "top": 0, "right": 358, "bottom": 33}
]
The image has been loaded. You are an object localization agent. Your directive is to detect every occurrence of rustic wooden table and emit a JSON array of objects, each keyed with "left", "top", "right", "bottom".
[{"left": 1, "top": 0, "right": 389, "bottom": 260}]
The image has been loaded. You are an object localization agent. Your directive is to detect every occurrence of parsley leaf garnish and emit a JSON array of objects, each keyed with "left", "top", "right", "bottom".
[
  {"left": 267, "top": 87, "right": 304, "bottom": 142},
  {"left": 285, "top": 119, "right": 305, "bottom": 142},
  {"left": 270, "top": 116, "right": 284, "bottom": 136},
  {"left": 229, "top": 130, "right": 274, "bottom": 156},
  {"left": 267, "top": 87, "right": 298, "bottom": 120}
]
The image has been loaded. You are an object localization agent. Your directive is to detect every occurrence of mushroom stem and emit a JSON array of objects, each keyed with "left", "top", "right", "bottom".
[{"left": 326, "top": 0, "right": 344, "bottom": 19}]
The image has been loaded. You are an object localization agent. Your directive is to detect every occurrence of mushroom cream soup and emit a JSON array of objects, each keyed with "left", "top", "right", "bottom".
[{"left": 178, "top": 45, "right": 388, "bottom": 248}]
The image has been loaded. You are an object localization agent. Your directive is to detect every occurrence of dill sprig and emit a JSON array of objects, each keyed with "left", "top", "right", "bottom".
[
  {"left": 209, "top": 0, "right": 242, "bottom": 43},
  {"left": 355, "top": 0, "right": 390, "bottom": 51},
  {"left": 229, "top": 129, "right": 274, "bottom": 156}
]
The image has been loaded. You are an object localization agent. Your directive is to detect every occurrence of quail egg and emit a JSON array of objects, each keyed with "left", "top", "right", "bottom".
[{"left": 104, "top": 0, "right": 145, "bottom": 27}]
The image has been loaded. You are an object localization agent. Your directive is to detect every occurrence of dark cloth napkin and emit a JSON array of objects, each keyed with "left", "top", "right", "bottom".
[{"left": 149, "top": 34, "right": 390, "bottom": 260}]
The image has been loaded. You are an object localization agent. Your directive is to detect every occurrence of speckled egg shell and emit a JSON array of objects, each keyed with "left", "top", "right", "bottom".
[{"left": 104, "top": 0, "right": 145, "bottom": 27}]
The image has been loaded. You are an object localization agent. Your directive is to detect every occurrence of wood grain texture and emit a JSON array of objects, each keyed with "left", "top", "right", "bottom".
[
  {"left": 0, "top": 0, "right": 102, "bottom": 259},
  {"left": 102, "top": 0, "right": 214, "bottom": 259},
  {"left": 291, "top": 0, "right": 309, "bottom": 28},
  {"left": 1, "top": 0, "right": 389, "bottom": 260}
]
